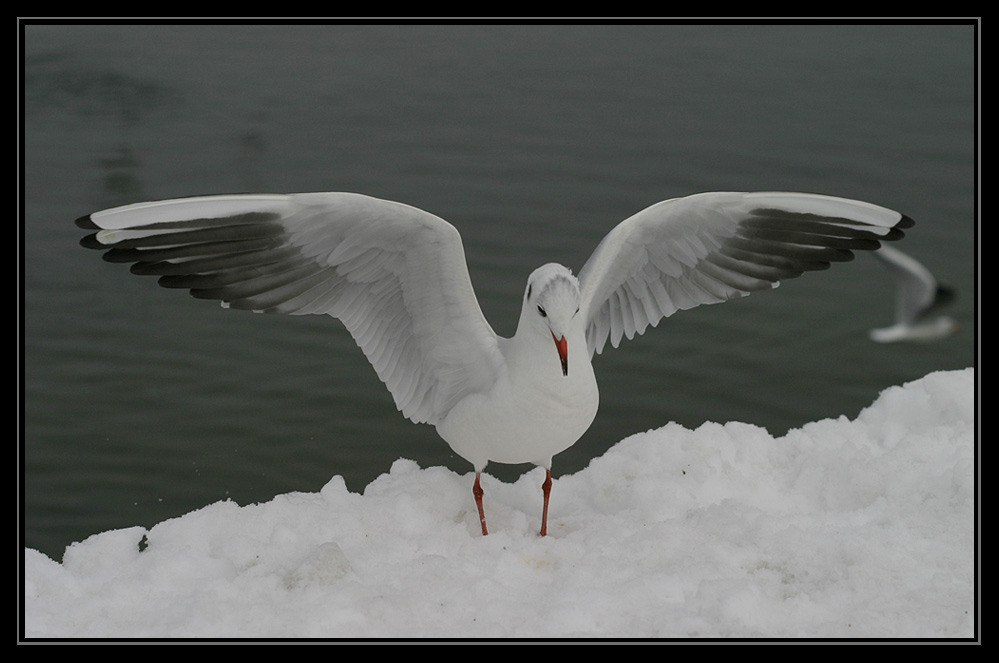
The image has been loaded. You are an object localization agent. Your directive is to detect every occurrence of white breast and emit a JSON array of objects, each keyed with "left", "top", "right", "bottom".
[{"left": 436, "top": 325, "right": 599, "bottom": 470}]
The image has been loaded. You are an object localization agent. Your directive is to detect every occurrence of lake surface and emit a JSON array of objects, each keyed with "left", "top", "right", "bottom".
[{"left": 22, "top": 22, "right": 977, "bottom": 561}]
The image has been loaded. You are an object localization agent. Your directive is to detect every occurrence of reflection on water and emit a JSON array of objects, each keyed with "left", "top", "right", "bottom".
[{"left": 24, "top": 46, "right": 179, "bottom": 123}]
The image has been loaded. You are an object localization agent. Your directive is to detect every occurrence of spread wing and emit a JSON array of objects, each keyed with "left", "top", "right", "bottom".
[
  {"left": 78, "top": 192, "right": 504, "bottom": 425},
  {"left": 872, "top": 244, "right": 954, "bottom": 325},
  {"left": 578, "top": 191, "right": 914, "bottom": 356}
]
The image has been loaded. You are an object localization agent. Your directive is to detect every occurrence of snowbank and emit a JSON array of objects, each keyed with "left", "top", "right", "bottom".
[{"left": 23, "top": 369, "right": 976, "bottom": 640}]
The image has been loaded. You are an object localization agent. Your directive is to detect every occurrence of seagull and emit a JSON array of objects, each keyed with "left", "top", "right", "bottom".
[
  {"left": 868, "top": 245, "right": 959, "bottom": 343},
  {"left": 77, "top": 190, "right": 913, "bottom": 536}
]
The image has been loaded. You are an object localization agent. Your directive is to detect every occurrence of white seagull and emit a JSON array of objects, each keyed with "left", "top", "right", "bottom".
[
  {"left": 868, "top": 245, "right": 959, "bottom": 343},
  {"left": 78, "top": 191, "right": 913, "bottom": 536}
]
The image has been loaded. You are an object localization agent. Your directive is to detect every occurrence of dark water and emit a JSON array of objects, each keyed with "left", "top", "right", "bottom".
[{"left": 22, "top": 23, "right": 976, "bottom": 561}]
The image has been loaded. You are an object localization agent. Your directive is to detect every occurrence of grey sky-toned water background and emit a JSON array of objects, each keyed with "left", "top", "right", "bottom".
[{"left": 22, "top": 22, "right": 976, "bottom": 561}]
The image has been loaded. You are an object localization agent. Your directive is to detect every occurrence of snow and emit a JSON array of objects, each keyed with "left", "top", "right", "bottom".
[{"left": 22, "top": 369, "right": 976, "bottom": 640}]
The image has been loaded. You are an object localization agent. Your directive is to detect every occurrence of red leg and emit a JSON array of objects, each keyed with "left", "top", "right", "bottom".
[
  {"left": 473, "top": 471, "right": 488, "bottom": 536},
  {"left": 540, "top": 469, "right": 552, "bottom": 536}
]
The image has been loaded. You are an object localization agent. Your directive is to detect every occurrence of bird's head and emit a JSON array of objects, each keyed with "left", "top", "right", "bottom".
[{"left": 521, "top": 263, "right": 581, "bottom": 377}]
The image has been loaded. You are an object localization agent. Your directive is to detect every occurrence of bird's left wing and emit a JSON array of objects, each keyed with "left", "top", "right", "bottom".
[
  {"left": 577, "top": 191, "right": 913, "bottom": 356},
  {"left": 77, "top": 192, "right": 504, "bottom": 425}
]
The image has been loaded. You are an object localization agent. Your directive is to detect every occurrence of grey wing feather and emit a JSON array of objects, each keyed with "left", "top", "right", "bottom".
[
  {"left": 78, "top": 192, "right": 503, "bottom": 425},
  {"left": 578, "top": 191, "right": 913, "bottom": 356}
]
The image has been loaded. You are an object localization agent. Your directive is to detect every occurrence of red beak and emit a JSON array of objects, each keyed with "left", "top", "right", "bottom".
[{"left": 552, "top": 332, "right": 568, "bottom": 376}]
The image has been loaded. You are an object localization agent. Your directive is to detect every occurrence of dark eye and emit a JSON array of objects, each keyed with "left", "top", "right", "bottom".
[{"left": 537, "top": 305, "right": 547, "bottom": 317}]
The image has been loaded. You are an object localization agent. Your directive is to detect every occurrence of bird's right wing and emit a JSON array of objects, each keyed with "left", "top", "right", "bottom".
[
  {"left": 578, "top": 192, "right": 914, "bottom": 356},
  {"left": 77, "top": 192, "right": 504, "bottom": 425}
]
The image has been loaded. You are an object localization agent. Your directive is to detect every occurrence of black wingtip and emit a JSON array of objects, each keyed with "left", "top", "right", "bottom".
[
  {"left": 879, "top": 214, "right": 915, "bottom": 242},
  {"left": 79, "top": 232, "right": 105, "bottom": 250},
  {"left": 75, "top": 214, "right": 99, "bottom": 230},
  {"left": 881, "top": 227, "right": 907, "bottom": 242},
  {"left": 935, "top": 283, "right": 957, "bottom": 307}
]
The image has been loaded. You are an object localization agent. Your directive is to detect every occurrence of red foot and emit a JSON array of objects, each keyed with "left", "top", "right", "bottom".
[
  {"left": 473, "top": 472, "right": 488, "bottom": 536},
  {"left": 540, "top": 469, "right": 552, "bottom": 536}
]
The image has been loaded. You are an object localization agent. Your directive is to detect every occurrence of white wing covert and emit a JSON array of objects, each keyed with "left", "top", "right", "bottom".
[
  {"left": 577, "top": 192, "right": 914, "bottom": 356},
  {"left": 77, "top": 192, "right": 503, "bottom": 425}
]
